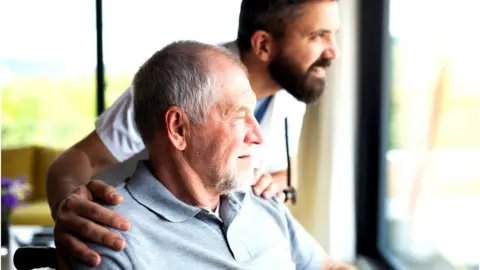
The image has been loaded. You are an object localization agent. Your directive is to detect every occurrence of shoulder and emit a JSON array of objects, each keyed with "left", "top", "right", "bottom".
[
  {"left": 96, "top": 181, "right": 145, "bottom": 219},
  {"left": 245, "top": 189, "right": 290, "bottom": 225},
  {"left": 75, "top": 183, "right": 150, "bottom": 269},
  {"left": 90, "top": 181, "right": 149, "bottom": 230},
  {"left": 248, "top": 189, "right": 285, "bottom": 210},
  {"left": 68, "top": 190, "right": 137, "bottom": 270},
  {"left": 246, "top": 191, "right": 326, "bottom": 269},
  {"left": 69, "top": 245, "right": 134, "bottom": 270}
]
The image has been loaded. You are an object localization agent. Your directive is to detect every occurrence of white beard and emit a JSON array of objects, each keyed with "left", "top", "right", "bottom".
[{"left": 215, "top": 160, "right": 254, "bottom": 193}]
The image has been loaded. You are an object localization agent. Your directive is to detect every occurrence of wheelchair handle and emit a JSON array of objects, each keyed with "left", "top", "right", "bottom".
[{"left": 13, "top": 246, "right": 58, "bottom": 270}]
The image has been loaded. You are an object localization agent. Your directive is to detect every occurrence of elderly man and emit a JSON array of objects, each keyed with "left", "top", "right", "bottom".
[
  {"left": 68, "top": 40, "right": 353, "bottom": 270},
  {"left": 50, "top": 1, "right": 342, "bottom": 266}
]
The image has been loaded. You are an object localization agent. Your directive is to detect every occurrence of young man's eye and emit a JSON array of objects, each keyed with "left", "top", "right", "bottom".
[{"left": 311, "top": 34, "right": 324, "bottom": 41}]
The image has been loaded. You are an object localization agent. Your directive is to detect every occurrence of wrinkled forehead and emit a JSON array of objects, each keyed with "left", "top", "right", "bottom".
[{"left": 218, "top": 66, "right": 256, "bottom": 111}]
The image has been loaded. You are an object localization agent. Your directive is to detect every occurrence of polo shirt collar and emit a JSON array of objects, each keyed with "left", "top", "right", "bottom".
[{"left": 126, "top": 160, "right": 247, "bottom": 223}]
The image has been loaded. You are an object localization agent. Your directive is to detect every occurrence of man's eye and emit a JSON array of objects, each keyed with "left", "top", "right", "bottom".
[{"left": 311, "top": 34, "right": 324, "bottom": 41}]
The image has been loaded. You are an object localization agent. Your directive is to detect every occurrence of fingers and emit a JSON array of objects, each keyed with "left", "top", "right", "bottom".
[
  {"left": 54, "top": 186, "right": 92, "bottom": 219},
  {"left": 253, "top": 173, "right": 285, "bottom": 199},
  {"left": 55, "top": 229, "right": 101, "bottom": 267},
  {"left": 62, "top": 193, "right": 130, "bottom": 231},
  {"left": 261, "top": 182, "right": 281, "bottom": 199},
  {"left": 57, "top": 210, "right": 126, "bottom": 251},
  {"left": 87, "top": 179, "right": 123, "bottom": 204},
  {"left": 57, "top": 194, "right": 129, "bottom": 249},
  {"left": 252, "top": 173, "right": 273, "bottom": 196},
  {"left": 53, "top": 182, "right": 129, "bottom": 268}
]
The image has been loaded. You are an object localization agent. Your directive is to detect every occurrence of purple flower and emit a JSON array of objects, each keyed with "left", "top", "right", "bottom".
[
  {"left": 1, "top": 193, "right": 19, "bottom": 209},
  {"left": 1, "top": 177, "right": 13, "bottom": 188},
  {"left": 1, "top": 177, "right": 30, "bottom": 210}
]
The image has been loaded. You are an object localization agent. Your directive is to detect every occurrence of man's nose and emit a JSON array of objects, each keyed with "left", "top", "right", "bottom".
[
  {"left": 245, "top": 116, "right": 264, "bottom": 145},
  {"left": 323, "top": 38, "right": 340, "bottom": 60}
]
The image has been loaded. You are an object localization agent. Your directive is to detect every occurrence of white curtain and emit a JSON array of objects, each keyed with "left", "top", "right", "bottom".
[{"left": 289, "top": 0, "right": 359, "bottom": 263}]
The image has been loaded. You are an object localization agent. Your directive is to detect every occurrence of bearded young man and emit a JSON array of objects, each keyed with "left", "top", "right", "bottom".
[{"left": 47, "top": 0, "right": 340, "bottom": 267}]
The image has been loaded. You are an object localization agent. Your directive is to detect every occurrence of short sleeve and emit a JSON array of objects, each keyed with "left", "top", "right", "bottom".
[{"left": 95, "top": 86, "right": 145, "bottom": 162}]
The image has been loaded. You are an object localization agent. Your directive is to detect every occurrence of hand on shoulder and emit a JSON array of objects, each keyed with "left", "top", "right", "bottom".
[{"left": 54, "top": 180, "right": 130, "bottom": 268}]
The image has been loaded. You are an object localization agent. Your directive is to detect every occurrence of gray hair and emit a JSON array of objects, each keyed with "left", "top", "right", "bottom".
[{"left": 132, "top": 40, "right": 244, "bottom": 144}]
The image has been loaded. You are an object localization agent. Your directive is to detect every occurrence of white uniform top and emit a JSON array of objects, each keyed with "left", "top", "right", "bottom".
[{"left": 94, "top": 41, "right": 306, "bottom": 185}]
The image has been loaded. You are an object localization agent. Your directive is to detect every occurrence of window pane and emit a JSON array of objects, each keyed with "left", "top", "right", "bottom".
[
  {"left": 103, "top": 0, "right": 243, "bottom": 106},
  {"left": 386, "top": 0, "right": 480, "bottom": 268},
  {"left": 1, "top": 1, "right": 96, "bottom": 149}
]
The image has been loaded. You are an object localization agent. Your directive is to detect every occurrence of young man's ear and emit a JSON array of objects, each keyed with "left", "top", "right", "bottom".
[
  {"left": 165, "top": 106, "right": 188, "bottom": 151},
  {"left": 250, "top": 30, "right": 277, "bottom": 63}
]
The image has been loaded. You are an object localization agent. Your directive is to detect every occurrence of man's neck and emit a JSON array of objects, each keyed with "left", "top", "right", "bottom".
[
  {"left": 239, "top": 49, "right": 282, "bottom": 100},
  {"left": 148, "top": 154, "right": 220, "bottom": 212}
]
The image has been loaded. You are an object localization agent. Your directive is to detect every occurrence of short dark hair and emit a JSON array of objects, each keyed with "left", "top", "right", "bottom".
[{"left": 237, "top": 0, "right": 336, "bottom": 53}]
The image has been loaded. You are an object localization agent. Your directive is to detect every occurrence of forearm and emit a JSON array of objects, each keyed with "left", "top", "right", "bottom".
[
  {"left": 46, "top": 131, "right": 118, "bottom": 217},
  {"left": 46, "top": 147, "right": 97, "bottom": 218}
]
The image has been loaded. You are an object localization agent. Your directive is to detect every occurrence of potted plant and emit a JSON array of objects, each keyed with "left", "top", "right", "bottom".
[{"left": 1, "top": 177, "right": 31, "bottom": 251}]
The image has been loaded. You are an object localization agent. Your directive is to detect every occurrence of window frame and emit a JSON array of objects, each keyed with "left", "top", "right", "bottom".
[
  {"left": 96, "top": 0, "right": 105, "bottom": 115},
  {"left": 354, "top": 0, "right": 398, "bottom": 268}
]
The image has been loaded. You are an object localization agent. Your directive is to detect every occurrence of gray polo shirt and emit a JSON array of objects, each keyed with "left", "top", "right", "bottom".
[{"left": 69, "top": 161, "right": 325, "bottom": 270}]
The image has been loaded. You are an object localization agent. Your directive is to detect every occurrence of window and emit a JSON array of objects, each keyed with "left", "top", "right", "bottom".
[
  {"left": 385, "top": 0, "right": 480, "bottom": 268},
  {"left": 356, "top": 0, "right": 480, "bottom": 269},
  {"left": 1, "top": 1, "right": 96, "bottom": 149},
  {"left": 102, "top": 0, "right": 243, "bottom": 107},
  {"left": 1, "top": 1, "right": 245, "bottom": 148}
]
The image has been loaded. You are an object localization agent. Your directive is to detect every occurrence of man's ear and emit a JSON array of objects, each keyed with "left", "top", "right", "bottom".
[
  {"left": 165, "top": 106, "right": 188, "bottom": 151},
  {"left": 250, "top": 30, "right": 277, "bottom": 63}
]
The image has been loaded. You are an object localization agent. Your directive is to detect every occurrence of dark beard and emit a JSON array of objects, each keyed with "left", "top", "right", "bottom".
[{"left": 268, "top": 52, "right": 331, "bottom": 104}]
